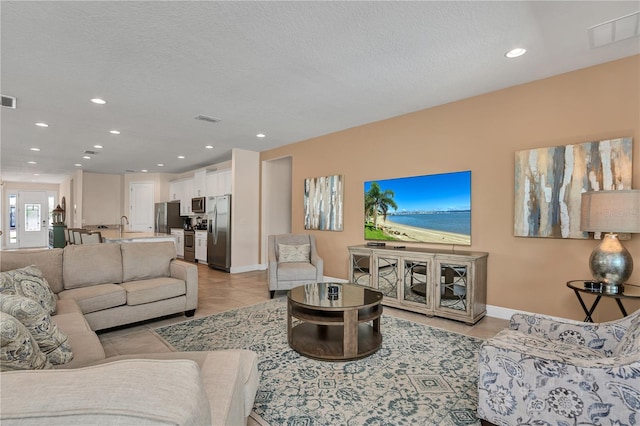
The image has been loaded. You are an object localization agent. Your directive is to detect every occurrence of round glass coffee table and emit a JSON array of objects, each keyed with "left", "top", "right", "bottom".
[{"left": 287, "top": 282, "right": 383, "bottom": 361}]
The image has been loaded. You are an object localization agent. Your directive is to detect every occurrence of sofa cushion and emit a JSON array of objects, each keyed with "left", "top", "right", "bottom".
[
  {"left": 614, "top": 313, "right": 640, "bottom": 357},
  {"left": 58, "top": 284, "right": 126, "bottom": 314},
  {"left": 0, "top": 312, "right": 52, "bottom": 371},
  {"left": 277, "top": 262, "right": 318, "bottom": 281},
  {"left": 0, "top": 294, "right": 73, "bottom": 365},
  {"left": 278, "top": 243, "right": 310, "bottom": 263},
  {"left": 55, "top": 297, "right": 83, "bottom": 315},
  {"left": 0, "top": 248, "right": 64, "bottom": 294},
  {"left": 120, "top": 277, "right": 186, "bottom": 306},
  {"left": 121, "top": 241, "right": 176, "bottom": 282},
  {"left": 0, "top": 359, "right": 212, "bottom": 425},
  {"left": 63, "top": 243, "right": 123, "bottom": 289},
  {"left": 0, "top": 265, "right": 57, "bottom": 315}
]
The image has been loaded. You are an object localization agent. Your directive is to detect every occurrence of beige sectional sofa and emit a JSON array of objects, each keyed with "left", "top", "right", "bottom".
[
  {"left": 1, "top": 241, "right": 198, "bottom": 331},
  {"left": 0, "top": 241, "right": 260, "bottom": 425}
]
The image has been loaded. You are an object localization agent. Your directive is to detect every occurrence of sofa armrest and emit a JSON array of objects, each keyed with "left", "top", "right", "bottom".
[
  {"left": 0, "top": 359, "right": 211, "bottom": 425},
  {"left": 170, "top": 259, "right": 198, "bottom": 311},
  {"left": 509, "top": 313, "right": 628, "bottom": 354}
]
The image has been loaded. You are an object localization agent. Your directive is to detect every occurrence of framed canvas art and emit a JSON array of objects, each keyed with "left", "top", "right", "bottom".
[
  {"left": 304, "top": 174, "right": 344, "bottom": 231},
  {"left": 514, "top": 137, "right": 632, "bottom": 239}
]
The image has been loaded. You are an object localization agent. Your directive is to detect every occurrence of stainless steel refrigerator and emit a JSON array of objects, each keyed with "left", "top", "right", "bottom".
[
  {"left": 207, "top": 195, "right": 231, "bottom": 271},
  {"left": 155, "top": 201, "right": 183, "bottom": 234}
]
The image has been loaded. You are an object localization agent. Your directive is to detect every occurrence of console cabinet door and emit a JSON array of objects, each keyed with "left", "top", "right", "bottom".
[
  {"left": 373, "top": 254, "right": 401, "bottom": 303},
  {"left": 401, "top": 255, "right": 433, "bottom": 314},
  {"left": 349, "top": 248, "right": 373, "bottom": 287}
]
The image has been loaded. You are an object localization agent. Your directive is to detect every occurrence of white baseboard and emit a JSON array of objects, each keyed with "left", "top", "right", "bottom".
[
  {"left": 323, "top": 276, "right": 349, "bottom": 283},
  {"left": 230, "top": 264, "right": 265, "bottom": 273}
]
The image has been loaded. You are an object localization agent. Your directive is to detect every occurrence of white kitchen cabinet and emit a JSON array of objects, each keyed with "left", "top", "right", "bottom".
[
  {"left": 195, "top": 230, "right": 208, "bottom": 263},
  {"left": 169, "top": 178, "right": 195, "bottom": 215},
  {"left": 206, "top": 169, "right": 232, "bottom": 197},
  {"left": 169, "top": 181, "right": 180, "bottom": 201},
  {"left": 171, "top": 228, "right": 184, "bottom": 258},
  {"left": 180, "top": 179, "right": 194, "bottom": 216},
  {"left": 193, "top": 170, "right": 207, "bottom": 197}
]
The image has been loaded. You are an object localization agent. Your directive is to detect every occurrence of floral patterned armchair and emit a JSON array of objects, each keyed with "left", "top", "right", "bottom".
[{"left": 477, "top": 308, "right": 640, "bottom": 425}]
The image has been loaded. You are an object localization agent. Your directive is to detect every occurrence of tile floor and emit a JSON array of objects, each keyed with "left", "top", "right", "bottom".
[{"left": 99, "top": 262, "right": 509, "bottom": 356}]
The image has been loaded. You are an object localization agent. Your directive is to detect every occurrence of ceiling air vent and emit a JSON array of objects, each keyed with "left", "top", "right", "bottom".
[
  {"left": 589, "top": 11, "right": 640, "bottom": 48},
  {"left": 1, "top": 95, "right": 17, "bottom": 109},
  {"left": 194, "top": 115, "right": 221, "bottom": 123},
  {"left": 83, "top": 150, "right": 98, "bottom": 155},
  {"left": 125, "top": 169, "right": 136, "bottom": 173}
]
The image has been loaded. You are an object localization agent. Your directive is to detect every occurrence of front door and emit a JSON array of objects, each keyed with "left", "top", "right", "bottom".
[{"left": 18, "top": 191, "right": 49, "bottom": 248}]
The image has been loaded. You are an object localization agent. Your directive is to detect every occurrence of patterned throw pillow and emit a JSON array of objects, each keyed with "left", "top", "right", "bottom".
[
  {"left": 278, "top": 244, "right": 311, "bottom": 263},
  {"left": 0, "top": 312, "right": 52, "bottom": 371},
  {"left": 0, "top": 294, "right": 73, "bottom": 365},
  {"left": 0, "top": 265, "right": 57, "bottom": 315}
]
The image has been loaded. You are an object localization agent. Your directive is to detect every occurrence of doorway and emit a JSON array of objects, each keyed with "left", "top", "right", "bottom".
[
  {"left": 261, "top": 156, "right": 292, "bottom": 265},
  {"left": 129, "top": 182, "right": 155, "bottom": 232},
  {"left": 12, "top": 191, "right": 50, "bottom": 248}
]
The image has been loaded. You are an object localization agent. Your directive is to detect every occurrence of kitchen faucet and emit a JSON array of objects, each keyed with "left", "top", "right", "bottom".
[{"left": 119, "top": 215, "right": 129, "bottom": 236}]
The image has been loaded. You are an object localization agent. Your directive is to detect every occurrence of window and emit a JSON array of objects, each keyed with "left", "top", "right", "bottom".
[
  {"left": 24, "top": 204, "right": 41, "bottom": 232},
  {"left": 9, "top": 194, "right": 17, "bottom": 243}
]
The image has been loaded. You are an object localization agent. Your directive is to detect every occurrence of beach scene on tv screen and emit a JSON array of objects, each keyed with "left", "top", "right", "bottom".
[{"left": 364, "top": 171, "right": 471, "bottom": 245}]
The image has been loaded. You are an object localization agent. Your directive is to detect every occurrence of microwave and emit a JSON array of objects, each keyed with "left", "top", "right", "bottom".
[{"left": 191, "top": 197, "right": 206, "bottom": 214}]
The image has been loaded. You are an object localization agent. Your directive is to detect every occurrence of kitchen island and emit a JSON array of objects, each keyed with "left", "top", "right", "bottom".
[{"left": 100, "top": 230, "right": 178, "bottom": 244}]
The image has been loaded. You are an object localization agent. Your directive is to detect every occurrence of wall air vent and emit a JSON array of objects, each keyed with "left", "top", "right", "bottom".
[
  {"left": 1, "top": 95, "right": 17, "bottom": 109},
  {"left": 194, "top": 115, "right": 221, "bottom": 123}
]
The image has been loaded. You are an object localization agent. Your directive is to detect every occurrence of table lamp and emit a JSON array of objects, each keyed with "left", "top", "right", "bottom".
[{"left": 580, "top": 190, "right": 640, "bottom": 292}]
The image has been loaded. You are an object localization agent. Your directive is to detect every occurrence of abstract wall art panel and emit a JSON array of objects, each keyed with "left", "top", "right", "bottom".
[
  {"left": 514, "top": 137, "right": 632, "bottom": 239},
  {"left": 304, "top": 174, "right": 344, "bottom": 231}
]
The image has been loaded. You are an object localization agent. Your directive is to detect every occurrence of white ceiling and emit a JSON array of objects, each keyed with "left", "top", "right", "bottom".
[{"left": 1, "top": 1, "right": 639, "bottom": 184}]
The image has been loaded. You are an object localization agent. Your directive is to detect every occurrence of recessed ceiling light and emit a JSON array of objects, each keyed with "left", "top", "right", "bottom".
[
  {"left": 83, "top": 156, "right": 91, "bottom": 159},
  {"left": 35, "top": 122, "right": 49, "bottom": 127},
  {"left": 27, "top": 161, "right": 37, "bottom": 164},
  {"left": 205, "top": 145, "right": 213, "bottom": 149},
  {"left": 157, "top": 163, "right": 164, "bottom": 167},
  {"left": 178, "top": 155, "right": 185, "bottom": 159},
  {"left": 109, "top": 130, "right": 120, "bottom": 134},
  {"left": 94, "top": 145, "right": 103, "bottom": 149},
  {"left": 257, "top": 133, "right": 266, "bottom": 138},
  {"left": 91, "top": 98, "right": 107, "bottom": 104},
  {"left": 141, "top": 169, "right": 148, "bottom": 173},
  {"left": 33, "top": 174, "right": 40, "bottom": 176},
  {"left": 30, "top": 147, "right": 40, "bottom": 151},
  {"left": 505, "top": 48, "right": 526, "bottom": 58}
]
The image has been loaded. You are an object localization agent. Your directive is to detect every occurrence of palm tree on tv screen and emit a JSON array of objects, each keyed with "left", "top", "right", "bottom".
[{"left": 365, "top": 182, "right": 397, "bottom": 229}]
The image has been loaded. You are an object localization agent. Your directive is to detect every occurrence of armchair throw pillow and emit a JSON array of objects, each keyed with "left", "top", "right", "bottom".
[
  {"left": 0, "top": 312, "right": 52, "bottom": 371},
  {"left": 0, "top": 265, "right": 57, "bottom": 315},
  {"left": 278, "top": 244, "right": 310, "bottom": 263},
  {"left": 0, "top": 294, "right": 73, "bottom": 365}
]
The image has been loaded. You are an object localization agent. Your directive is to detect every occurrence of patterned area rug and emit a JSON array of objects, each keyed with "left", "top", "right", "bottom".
[{"left": 154, "top": 299, "right": 483, "bottom": 426}]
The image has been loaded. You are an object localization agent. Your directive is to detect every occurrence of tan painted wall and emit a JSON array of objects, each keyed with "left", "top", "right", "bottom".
[
  {"left": 260, "top": 55, "right": 640, "bottom": 321},
  {"left": 82, "top": 172, "right": 123, "bottom": 225}
]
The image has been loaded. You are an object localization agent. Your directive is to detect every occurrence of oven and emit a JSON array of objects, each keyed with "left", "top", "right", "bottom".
[{"left": 183, "top": 230, "right": 195, "bottom": 262}]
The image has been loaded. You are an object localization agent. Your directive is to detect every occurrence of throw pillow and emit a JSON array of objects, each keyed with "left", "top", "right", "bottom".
[
  {"left": 0, "top": 265, "right": 57, "bottom": 315},
  {"left": 278, "top": 243, "right": 310, "bottom": 263},
  {"left": 0, "top": 294, "right": 73, "bottom": 365},
  {"left": 0, "top": 312, "right": 52, "bottom": 371}
]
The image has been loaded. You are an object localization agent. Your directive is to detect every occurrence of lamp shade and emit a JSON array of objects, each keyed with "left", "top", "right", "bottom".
[{"left": 580, "top": 190, "right": 640, "bottom": 234}]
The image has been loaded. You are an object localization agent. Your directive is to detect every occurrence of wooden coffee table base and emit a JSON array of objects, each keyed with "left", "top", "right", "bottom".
[{"left": 287, "top": 298, "right": 383, "bottom": 361}]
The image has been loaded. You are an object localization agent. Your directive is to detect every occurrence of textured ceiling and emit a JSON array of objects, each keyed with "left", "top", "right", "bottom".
[{"left": 1, "top": 1, "right": 639, "bottom": 183}]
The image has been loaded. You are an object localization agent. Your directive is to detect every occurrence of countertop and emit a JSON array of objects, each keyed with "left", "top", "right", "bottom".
[{"left": 100, "top": 230, "right": 178, "bottom": 242}]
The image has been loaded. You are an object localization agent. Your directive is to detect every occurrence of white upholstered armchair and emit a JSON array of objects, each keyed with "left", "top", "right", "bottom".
[
  {"left": 477, "top": 308, "right": 640, "bottom": 425},
  {"left": 268, "top": 234, "right": 323, "bottom": 298}
]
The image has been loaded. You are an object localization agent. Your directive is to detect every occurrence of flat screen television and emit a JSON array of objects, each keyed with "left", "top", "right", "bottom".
[{"left": 364, "top": 170, "right": 471, "bottom": 245}]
